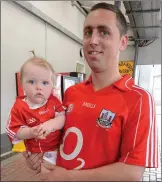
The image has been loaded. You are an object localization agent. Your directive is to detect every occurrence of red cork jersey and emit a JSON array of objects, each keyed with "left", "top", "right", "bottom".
[
  {"left": 6, "top": 95, "right": 65, "bottom": 152},
  {"left": 57, "top": 75, "right": 159, "bottom": 169}
]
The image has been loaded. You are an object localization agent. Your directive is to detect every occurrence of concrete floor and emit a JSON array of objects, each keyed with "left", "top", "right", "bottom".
[{"left": 1, "top": 153, "right": 161, "bottom": 181}]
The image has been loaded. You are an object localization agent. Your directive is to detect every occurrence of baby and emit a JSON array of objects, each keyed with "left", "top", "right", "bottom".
[{"left": 6, "top": 57, "right": 65, "bottom": 167}]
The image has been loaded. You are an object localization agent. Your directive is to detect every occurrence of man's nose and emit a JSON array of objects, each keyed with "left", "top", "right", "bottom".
[{"left": 89, "top": 31, "right": 99, "bottom": 46}]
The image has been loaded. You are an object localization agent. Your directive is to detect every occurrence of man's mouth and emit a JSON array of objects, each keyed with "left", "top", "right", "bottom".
[{"left": 88, "top": 51, "right": 102, "bottom": 55}]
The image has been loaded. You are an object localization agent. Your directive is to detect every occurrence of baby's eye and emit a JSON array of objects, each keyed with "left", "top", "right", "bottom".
[
  {"left": 28, "top": 80, "right": 35, "bottom": 84},
  {"left": 42, "top": 81, "right": 49, "bottom": 85}
]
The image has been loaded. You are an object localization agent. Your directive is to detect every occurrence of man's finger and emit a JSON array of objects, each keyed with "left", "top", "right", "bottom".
[
  {"left": 43, "top": 161, "right": 56, "bottom": 170},
  {"left": 27, "top": 153, "right": 43, "bottom": 170},
  {"left": 31, "top": 160, "right": 41, "bottom": 170},
  {"left": 35, "top": 165, "right": 41, "bottom": 174},
  {"left": 41, "top": 164, "right": 51, "bottom": 174}
]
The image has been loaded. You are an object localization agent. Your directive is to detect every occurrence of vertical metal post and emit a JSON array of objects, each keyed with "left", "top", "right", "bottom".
[
  {"left": 114, "top": 1, "right": 121, "bottom": 9},
  {"left": 132, "top": 40, "right": 139, "bottom": 78}
]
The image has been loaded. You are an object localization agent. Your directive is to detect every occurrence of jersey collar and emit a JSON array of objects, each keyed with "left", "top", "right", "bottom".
[
  {"left": 84, "top": 75, "right": 134, "bottom": 91},
  {"left": 113, "top": 75, "right": 134, "bottom": 91}
]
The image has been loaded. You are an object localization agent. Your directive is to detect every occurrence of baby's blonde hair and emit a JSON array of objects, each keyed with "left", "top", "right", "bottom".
[{"left": 20, "top": 57, "right": 56, "bottom": 85}]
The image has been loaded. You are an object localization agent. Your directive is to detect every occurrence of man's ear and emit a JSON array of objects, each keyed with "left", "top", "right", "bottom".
[{"left": 119, "top": 35, "right": 128, "bottom": 51}]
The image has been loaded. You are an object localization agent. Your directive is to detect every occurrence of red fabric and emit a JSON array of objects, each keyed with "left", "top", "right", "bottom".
[
  {"left": 15, "top": 72, "right": 25, "bottom": 97},
  {"left": 57, "top": 75, "right": 158, "bottom": 169},
  {"left": 6, "top": 95, "right": 65, "bottom": 153}
]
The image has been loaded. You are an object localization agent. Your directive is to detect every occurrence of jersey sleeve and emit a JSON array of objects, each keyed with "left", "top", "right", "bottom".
[
  {"left": 119, "top": 91, "right": 159, "bottom": 168},
  {"left": 5, "top": 103, "right": 25, "bottom": 143},
  {"left": 51, "top": 95, "right": 66, "bottom": 117}
]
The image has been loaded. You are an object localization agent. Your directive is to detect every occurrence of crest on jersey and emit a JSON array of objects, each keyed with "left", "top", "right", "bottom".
[
  {"left": 97, "top": 109, "right": 116, "bottom": 128},
  {"left": 66, "top": 104, "right": 74, "bottom": 113}
]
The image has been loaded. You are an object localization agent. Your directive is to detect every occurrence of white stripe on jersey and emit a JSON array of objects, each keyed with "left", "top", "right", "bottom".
[
  {"left": 133, "top": 85, "right": 156, "bottom": 167},
  {"left": 6, "top": 114, "right": 16, "bottom": 137},
  {"left": 124, "top": 80, "right": 143, "bottom": 163},
  {"left": 124, "top": 77, "right": 157, "bottom": 167},
  {"left": 5, "top": 128, "right": 14, "bottom": 138}
]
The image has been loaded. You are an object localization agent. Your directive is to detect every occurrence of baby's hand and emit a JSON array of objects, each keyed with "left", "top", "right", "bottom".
[
  {"left": 38, "top": 121, "right": 55, "bottom": 139},
  {"left": 30, "top": 125, "right": 45, "bottom": 139}
]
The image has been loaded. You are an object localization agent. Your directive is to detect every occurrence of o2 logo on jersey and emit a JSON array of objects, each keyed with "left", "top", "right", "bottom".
[
  {"left": 59, "top": 127, "right": 85, "bottom": 170},
  {"left": 97, "top": 109, "right": 116, "bottom": 128}
]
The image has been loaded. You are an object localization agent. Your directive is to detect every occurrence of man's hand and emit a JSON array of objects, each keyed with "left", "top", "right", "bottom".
[
  {"left": 22, "top": 151, "right": 44, "bottom": 174},
  {"left": 40, "top": 164, "right": 70, "bottom": 181},
  {"left": 40, "top": 162, "right": 145, "bottom": 181}
]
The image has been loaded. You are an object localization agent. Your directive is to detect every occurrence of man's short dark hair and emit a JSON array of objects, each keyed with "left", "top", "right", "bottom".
[{"left": 90, "top": 2, "right": 128, "bottom": 36}]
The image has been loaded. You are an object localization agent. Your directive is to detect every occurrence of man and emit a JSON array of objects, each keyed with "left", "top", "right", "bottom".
[{"left": 24, "top": 3, "right": 159, "bottom": 181}]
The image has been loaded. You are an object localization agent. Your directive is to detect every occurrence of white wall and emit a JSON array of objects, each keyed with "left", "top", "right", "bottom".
[
  {"left": 29, "top": 1, "right": 85, "bottom": 39},
  {"left": 120, "top": 27, "right": 161, "bottom": 64},
  {"left": 1, "top": 1, "right": 85, "bottom": 133},
  {"left": 1, "top": 1, "right": 46, "bottom": 133},
  {"left": 120, "top": 46, "right": 135, "bottom": 61},
  {"left": 46, "top": 24, "right": 82, "bottom": 72},
  {"left": 138, "top": 37, "right": 161, "bottom": 65}
]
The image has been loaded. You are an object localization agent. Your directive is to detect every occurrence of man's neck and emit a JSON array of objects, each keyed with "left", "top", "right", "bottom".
[{"left": 91, "top": 69, "right": 122, "bottom": 91}]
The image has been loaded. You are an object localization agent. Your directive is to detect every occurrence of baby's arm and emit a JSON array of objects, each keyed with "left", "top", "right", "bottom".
[
  {"left": 6, "top": 103, "right": 43, "bottom": 143},
  {"left": 37, "top": 95, "right": 66, "bottom": 139},
  {"left": 38, "top": 115, "right": 65, "bottom": 138},
  {"left": 17, "top": 125, "right": 44, "bottom": 140}
]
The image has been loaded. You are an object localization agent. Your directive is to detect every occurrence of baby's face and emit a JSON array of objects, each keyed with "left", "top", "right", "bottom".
[{"left": 22, "top": 63, "right": 53, "bottom": 105}]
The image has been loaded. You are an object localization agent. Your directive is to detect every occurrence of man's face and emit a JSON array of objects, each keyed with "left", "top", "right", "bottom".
[{"left": 83, "top": 9, "right": 128, "bottom": 73}]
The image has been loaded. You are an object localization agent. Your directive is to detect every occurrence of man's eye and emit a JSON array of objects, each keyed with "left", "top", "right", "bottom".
[
  {"left": 42, "top": 81, "right": 49, "bottom": 85},
  {"left": 28, "top": 80, "right": 35, "bottom": 84},
  {"left": 101, "top": 31, "right": 109, "bottom": 36},
  {"left": 84, "top": 30, "right": 92, "bottom": 36}
]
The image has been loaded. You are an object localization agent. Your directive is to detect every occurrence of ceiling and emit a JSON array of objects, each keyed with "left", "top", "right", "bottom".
[
  {"left": 123, "top": 0, "right": 161, "bottom": 40},
  {"left": 77, "top": 0, "right": 161, "bottom": 41}
]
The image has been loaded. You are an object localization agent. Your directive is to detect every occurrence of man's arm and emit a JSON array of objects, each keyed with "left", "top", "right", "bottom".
[
  {"left": 22, "top": 151, "right": 43, "bottom": 174},
  {"left": 68, "top": 162, "right": 145, "bottom": 181},
  {"left": 40, "top": 162, "right": 145, "bottom": 181}
]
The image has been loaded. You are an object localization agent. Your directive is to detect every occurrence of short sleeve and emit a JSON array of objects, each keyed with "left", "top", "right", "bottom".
[
  {"left": 119, "top": 90, "right": 159, "bottom": 168},
  {"left": 5, "top": 104, "right": 25, "bottom": 143},
  {"left": 50, "top": 95, "right": 66, "bottom": 116}
]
